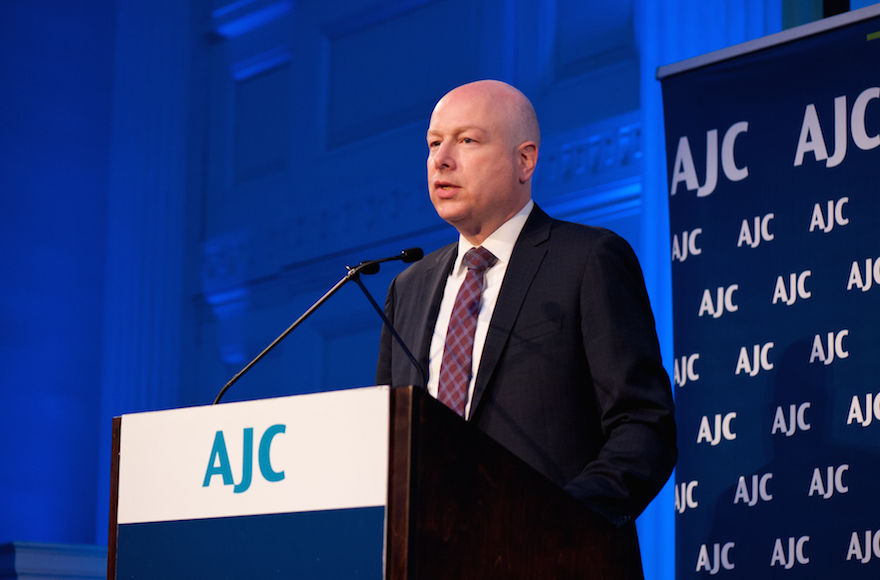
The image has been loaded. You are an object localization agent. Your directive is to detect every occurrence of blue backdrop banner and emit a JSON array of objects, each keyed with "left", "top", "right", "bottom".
[{"left": 661, "top": 10, "right": 880, "bottom": 578}]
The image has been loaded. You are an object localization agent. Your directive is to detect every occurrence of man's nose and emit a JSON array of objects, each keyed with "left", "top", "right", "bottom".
[{"left": 432, "top": 143, "right": 455, "bottom": 169}]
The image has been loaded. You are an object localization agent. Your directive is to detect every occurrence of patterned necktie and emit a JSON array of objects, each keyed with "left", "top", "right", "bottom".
[{"left": 437, "top": 246, "right": 497, "bottom": 416}]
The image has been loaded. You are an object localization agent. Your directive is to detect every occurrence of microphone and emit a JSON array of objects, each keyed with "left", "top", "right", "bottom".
[
  {"left": 212, "top": 248, "right": 425, "bottom": 404},
  {"left": 356, "top": 247, "right": 423, "bottom": 275},
  {"left": 348, "top": 249, "right": 428, "bottom": 388}
]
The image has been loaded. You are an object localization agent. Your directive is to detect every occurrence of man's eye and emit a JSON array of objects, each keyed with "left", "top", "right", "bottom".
[{"left": 462, "top": 137, "right": 474, "bottom": 143}]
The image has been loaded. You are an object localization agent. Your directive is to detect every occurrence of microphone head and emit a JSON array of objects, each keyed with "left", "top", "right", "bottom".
[
  {"left": 401, "top": 247, "right": 424, "bottom": 263},
  {"left": 360, "top": 262, "right": 380, "bottom": 275}
]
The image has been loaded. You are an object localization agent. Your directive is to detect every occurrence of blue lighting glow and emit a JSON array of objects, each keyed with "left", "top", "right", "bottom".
[{"left": 213, "top": 1, "right": 292, "bottom": 39}]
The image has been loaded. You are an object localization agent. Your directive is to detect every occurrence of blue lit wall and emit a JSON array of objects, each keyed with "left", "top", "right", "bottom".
[
  {"left": 0, "top": 1, "right": 114, "bottom": 543},
  {"left": 4, "top": 1, "right": 868, "bottom": 577}
]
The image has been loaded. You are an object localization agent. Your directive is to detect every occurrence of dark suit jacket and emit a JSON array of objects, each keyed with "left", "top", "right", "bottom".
[{"left": 376, "top": 205, "right": 676, "bottom": 525}]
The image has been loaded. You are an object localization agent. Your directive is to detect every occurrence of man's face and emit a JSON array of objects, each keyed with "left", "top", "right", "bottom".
[{"left": 426, "top": 87, "right": 527, "bottom": 242}]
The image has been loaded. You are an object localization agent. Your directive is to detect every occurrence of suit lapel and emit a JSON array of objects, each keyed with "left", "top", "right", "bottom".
[
  {"left": 412, "top": 243, "right": 457, "bottom": 384},
  {"left": 469, "top": 206, "right": 552, "bottom": 417}
]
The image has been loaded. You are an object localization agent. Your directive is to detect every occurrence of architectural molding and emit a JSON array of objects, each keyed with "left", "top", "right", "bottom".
[
  {"left": 201, "top": 112, "right": 644, "bottom": 308},
  {"left": 210, "top": 0, "right": 293, "bottom": 39},
  {"left": 0, "top": 543, "right": 105, "bottom": 579}
]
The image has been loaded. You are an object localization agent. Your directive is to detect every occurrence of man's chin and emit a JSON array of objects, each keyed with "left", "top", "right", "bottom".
[{"left": 432, "top": 203, "right": 468, "bottom": 227}]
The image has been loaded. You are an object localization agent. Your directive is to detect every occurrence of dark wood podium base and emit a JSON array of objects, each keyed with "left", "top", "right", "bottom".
[{"left": 387, "top": 386, "right": 643, "bottom": 579}]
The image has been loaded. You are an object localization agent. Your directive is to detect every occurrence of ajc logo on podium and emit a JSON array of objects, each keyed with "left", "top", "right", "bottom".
[{"left": 203, "top": 425, "right": 286, "bottom": 493}]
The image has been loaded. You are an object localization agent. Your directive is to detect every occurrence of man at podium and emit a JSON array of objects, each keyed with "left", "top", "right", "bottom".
[{"left": 376, "top": 80, "right": 676, "bottom": 529}]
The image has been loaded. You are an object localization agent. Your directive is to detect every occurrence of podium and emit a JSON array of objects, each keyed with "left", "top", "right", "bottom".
[{"left": 108, "top": 386, "right": 643, "bottom": 578}]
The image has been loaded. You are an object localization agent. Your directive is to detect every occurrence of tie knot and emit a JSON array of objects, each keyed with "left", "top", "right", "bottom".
[{"left": 463, "top": 246, "right": 497, "bottom": 273}]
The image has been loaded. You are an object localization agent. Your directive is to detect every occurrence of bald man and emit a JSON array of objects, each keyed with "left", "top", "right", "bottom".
[{"left": 377, "top": 80, "right": 676, "bottom": 530}]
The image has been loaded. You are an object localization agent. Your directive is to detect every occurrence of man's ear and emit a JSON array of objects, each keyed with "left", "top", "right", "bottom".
[{"left": 517, "top": 141, "right": 538, "bottom": 183}]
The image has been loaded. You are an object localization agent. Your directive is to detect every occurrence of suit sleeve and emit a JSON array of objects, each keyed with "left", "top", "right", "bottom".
[{"left": 563, "top": 231, "right": 677, "bottom": 525}]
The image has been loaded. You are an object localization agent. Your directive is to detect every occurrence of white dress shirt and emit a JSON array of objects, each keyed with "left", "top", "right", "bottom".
[{"left": 427, "top": 200, "right": 534, "bottom": 418}]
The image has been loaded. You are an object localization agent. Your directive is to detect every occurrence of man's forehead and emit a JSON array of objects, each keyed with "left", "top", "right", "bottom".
[
  {"left": 434, "top": 88, "right": 498, "bottom": 117},
  {"left": 428, "top": 99, "right": 503, "bottom": 134}
]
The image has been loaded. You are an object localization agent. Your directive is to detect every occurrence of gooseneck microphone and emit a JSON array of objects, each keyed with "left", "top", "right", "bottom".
[
  {"left": 357, "top": 247, "right": 423, "bottom": 274},
  {"left": 350, "top": 258, "right": 428, "bottom": 389},
  {"left": 212, "top": 248, "right": 425, "bottom": 405}
]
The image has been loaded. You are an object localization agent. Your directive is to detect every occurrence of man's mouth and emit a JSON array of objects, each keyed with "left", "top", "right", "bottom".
[{"left": 434, "top": 181, "right": 459, "bottom": 191}]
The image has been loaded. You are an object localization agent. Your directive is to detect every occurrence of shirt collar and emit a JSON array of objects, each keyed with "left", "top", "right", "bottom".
[{"left": 453, "top": 200, "right": 534, "bottom": 274}]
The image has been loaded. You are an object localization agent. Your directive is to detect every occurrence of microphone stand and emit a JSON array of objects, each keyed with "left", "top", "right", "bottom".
[
  {"left": 212, "top": 248, "right": 425, "bottom": 405},
  {"left": 213, "top": 263, "right": 369, "bottom": 405},
  {"left": 349, "top": 274, "right": 428, "bottom": 389}
]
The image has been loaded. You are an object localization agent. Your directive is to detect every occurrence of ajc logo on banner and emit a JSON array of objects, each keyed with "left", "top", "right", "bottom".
[{"left": 661, "top": 10, "right": 880, "bottom": 578}]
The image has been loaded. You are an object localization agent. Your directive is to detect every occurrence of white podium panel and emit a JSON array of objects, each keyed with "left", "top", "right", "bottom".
[{"left": 113, "top": 386, "right": 390, "bottom": 579}]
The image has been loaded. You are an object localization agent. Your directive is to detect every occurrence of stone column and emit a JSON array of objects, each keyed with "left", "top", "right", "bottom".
[{"left": 95, "top": 0, "right": 194, "bottom": 543}]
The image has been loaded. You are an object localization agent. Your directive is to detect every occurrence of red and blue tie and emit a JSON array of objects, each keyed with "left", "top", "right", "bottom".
[{"left": 437, "top": 246, "right": 497, "bottom": 416}]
